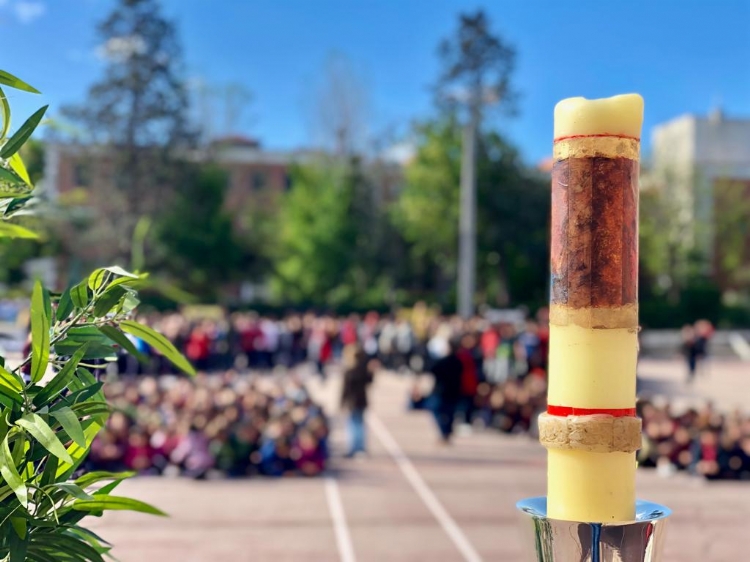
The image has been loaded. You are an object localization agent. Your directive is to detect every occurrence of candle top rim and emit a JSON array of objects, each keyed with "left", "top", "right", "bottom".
[{"left": 554, "top": 94, "right": 644, "bottom": 140}]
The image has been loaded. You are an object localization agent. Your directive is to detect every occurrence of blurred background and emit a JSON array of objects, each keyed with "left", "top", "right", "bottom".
[{"left": 1, "top": 0, "right": 750, "bottom": 560}]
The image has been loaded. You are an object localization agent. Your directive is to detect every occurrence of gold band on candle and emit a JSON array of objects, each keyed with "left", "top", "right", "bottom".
[
  {"left": 549, "top": 304, "right": 638, "bottom": 329},
  {"left": 553, "top": 135, "right": 639, "bottom": 161}
]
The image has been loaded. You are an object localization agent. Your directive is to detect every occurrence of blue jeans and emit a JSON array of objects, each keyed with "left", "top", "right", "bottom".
[{"left": 348, "top": 409, "right": 366, "bottom": 454}]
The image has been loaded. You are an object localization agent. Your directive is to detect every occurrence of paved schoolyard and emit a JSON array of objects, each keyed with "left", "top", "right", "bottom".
[{"left": 91, "top": 359, "right": 750, "bottom": 561}]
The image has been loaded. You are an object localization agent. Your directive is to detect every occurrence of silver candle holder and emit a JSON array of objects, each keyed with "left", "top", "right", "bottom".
[{"left": 516, "top": 497, "right": 671, "bottom": 562}]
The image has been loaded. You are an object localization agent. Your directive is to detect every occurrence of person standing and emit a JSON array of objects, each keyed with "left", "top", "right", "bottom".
[
  {"left": 681, "top": 324, "right": 698, "bottom": 384},
  {"left": 340, "top": 345, "right": 374, "bottom": 458},
  {"left": 456, "top": 333, "right": 479, "bottom": 429},
  {"left": 429, "top": 339, "right": 463, "bottom": 444}
]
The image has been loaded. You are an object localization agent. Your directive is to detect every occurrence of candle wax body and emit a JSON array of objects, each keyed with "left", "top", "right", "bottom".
[
  {"left": 548, "top": 326, "right": 637, "bottom": 409},
  {"left": 547, "top": 326, "right": 637, "bottom": 521},
  {"left": 548, "top": 450, "right": 636, "bottom": 522},
  {"left": 548, "top": 93, "right": 643, "bottom": 523}
]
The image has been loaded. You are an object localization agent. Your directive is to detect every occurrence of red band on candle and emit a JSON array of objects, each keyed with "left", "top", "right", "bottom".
[
  {"left": 547, "top": 405, "right": 636, "bottom": 417},
  {"left": 553, "top": 133, "right": 640, "bottom": 143}
]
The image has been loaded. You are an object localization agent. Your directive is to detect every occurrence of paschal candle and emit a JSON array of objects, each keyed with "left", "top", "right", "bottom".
[{"left": 541, "top": 94, "right": 644, "bottom": 523}]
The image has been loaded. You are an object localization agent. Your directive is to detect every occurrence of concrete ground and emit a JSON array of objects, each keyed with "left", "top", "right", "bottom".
[{"left": 90, "top": 358, "right": 750, "bottom": 562}]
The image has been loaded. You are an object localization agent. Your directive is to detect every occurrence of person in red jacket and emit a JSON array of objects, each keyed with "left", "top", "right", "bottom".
[{"left": 456, "top": 333, "right": 479, "bottom": 428}]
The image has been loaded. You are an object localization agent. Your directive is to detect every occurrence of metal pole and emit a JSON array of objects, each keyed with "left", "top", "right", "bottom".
[{"left": 457, "top": 101, "right": 479, "bottom": 318}]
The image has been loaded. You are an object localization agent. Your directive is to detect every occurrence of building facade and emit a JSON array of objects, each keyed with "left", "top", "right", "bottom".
[{"left": 649, "top": 109, "right": 750, "bottom": 285}]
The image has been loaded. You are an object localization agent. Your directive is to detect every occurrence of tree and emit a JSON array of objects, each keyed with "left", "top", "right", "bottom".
[
  {"left": 63, "top": 0, "right": 194, "bottom": 263},
  {"left": 639, "top": 168, "right": 701, "bottom": 303},
  {"left": 712, "top": 178, "right": 750, "bottom": 290},
  {"left": 270, "top": 157, "right": 392, "bottom": 308},
  {"left": 392, "top": 115, "right": 549, "bottom": 308},
  {"left": 308, "top": 52, "right": 370, "bottom": 156},
  {"left": 435, "top": 10, "right": 517, "bottom": 114},
  {"left": 432, "top": 10, "right": 518, "bottom": 314},
  {"left": 153, "top": 165, "right": 243, "bottom": 300}
]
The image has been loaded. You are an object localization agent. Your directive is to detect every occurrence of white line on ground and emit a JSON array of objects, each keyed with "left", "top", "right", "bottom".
[
  {"left": 367, "top": 413, "right": 484, "bottom": 562},
  {"left": 325, "top": 476, "right": 357, "bottom": 562}
]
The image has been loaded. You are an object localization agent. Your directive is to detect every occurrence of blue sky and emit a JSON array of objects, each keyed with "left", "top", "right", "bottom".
[{"left": 3, "top": 0, "right": 749, "bottom": 164}]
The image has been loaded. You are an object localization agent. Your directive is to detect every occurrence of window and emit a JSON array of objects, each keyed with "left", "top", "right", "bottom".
[
  {"left": 73, "top": 162, "right": 91, "bottom": 187},
  {"left": 251, "top": 171, "right": 267, "bottom": 191}
]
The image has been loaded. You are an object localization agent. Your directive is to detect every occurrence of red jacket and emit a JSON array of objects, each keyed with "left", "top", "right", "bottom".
[{"left": 457, "top": 348, "right": 478, "bottom": 396}]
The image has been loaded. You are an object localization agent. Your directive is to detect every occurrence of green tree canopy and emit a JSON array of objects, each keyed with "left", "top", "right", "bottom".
[
  {"left": 393, "top": 114, "right": 549, "bottom": 308},
  {"left": 270, "top": 157, "right": 394, "bottom": 308},
  {"left": 154, "top": 165, "right": 242, "bottom": 300}
]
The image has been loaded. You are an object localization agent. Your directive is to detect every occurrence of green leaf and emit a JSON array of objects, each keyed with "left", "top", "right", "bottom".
[
  {"left": 0, "top": 365, "right": 23, "bottom": 392},
  {"left": 63, "top": 527, "right": 112, "bottom": 559},
  {"left": 93, "top": 478, "right": 124, "bottom": 497},
  {"left": 74, "top": 471, "right": 136, "bottom": 490},
  {"left": 72, "top": 495, "right": 167, "bottom": 517},
  {"left": 0, "top": 86, "right": 10, "bottom": 139},
  {"left": 28, "top": 533, "right": 104, "bottom": 562},
  {"left": 50, "top": 407, "right": 86, "bottom": 448},
  {"left": 30, "top": 280, "right": 50, "bottom": 383},
  {"left": 0, "top": 433, "right": 27, "bottom": 507},
  {"left": 25, "top": 547, "right": 58, "bottom": 562},
  {"left": 121, "top": 320, "right": 195, "bottom": 375},
  {"left": 56, "top": 288, "right": 74, "bottom": 321},
  {"left": 0, "top": 221, "right": 36, "bottom": 239},
  {"left": 10, "top": 515, "right": 26, "bottom": 539},
  {"left": 87, "top": 268, "right": 110, "bottom": 291},
  {"left": 120, "top": 289, "right": 140, "bottom": 313},
  {"left": 16, "top": 413, "right": 74, "bottom": 464},
  {"left": 0, "top": 104, "right": 48, "bottom": 159},
  {"left": 48, "top": 482, "right": 92, "bottom": 501},
  {"left": 42, "top": 283, "right": 52, "bottom": 321},
  {"left": 33, "top": 345, "right": 86, "bottom": 406},
  {"left": 0, "top": 366, "right": 23, "bottom": 406},
  {"left": 66, "top": 326, "right": 111, "bottom": 344},
  {"left": 0, "top": 166, "right": 32, "bottom": 199},
  {"left": 0, "top": 70, "right": 40, "bottom": 94},
  {"left": 53, "top": 383, "right": 104, "bottom": 408},
  {"left": 70, "top": 279, "right": 90, "bottom": 308},
  {"left": 54, "top": 341, "right": 117, "bottom": 360},
  {"left": 9, "top": 526, "right": 28, "bottom": 562},
  {"left": 98, "top": 325, "right": 147, "bottom": 364},
  {"left": 55, "top": 418, "right": 105, "bottom": 481},
  {"left": 9, "top": 153, "right": 31, "bottom": 186},
  {"left": 68, "top": 401, "right": 110, "bottom": 418},
  {"left": 40, "top": 455, "right": 58, "bottom": 487},
  {"left": 0, "top": 384, "right": 22, "bottom": 406},
  {"left": 101, "top": 265, "right": 139, "bottom": 279},
  {"left": 92, "top": 285, "right": 126, "bottom": 317},
  {"left": 3, "top": 195, "right": 32, "bottom": 217}
]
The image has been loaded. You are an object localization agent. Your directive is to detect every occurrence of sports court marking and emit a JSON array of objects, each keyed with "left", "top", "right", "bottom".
[
  {"left": 325, "top": 476, "right": 357, "bottom": 562},
  {"left": 367, "top": 413, "right": 484, "bottom": 562}
]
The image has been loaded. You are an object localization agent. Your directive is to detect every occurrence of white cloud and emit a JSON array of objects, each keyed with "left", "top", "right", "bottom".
[
  {"left": 95, "top": 35, "right": 147, "bottom": 62},
  {"left": 382, "top": 142, "right": 416, "bottom": 165},
  {"left": 0, "top": 0, "right": 46, "bottom": 24}
]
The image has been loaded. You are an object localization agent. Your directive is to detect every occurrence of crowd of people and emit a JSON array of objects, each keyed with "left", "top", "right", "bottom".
[
  {"left": 87, "top": 373, "right": 329, "bottom": 478},
  {"left": 638, "top": 399, "right": 750, "bottom": 480},
  {"left": 91, "top": 305, "right": 750, "bottom": 481}
]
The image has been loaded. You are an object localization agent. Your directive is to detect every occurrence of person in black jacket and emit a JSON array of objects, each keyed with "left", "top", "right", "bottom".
[
  {"left": 341, "top": 345, "right": 374, "bottom": 458},
  {"left": 429, "top": 339, "right": 463, "bottom": 444}
]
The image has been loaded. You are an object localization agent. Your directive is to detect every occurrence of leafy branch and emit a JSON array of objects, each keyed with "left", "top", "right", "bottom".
[{"left": 0, "top": 70, "right": 194, "bottom": 561}]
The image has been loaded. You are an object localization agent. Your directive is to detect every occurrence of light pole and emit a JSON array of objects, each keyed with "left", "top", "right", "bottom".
[
  {"left": 457, "top": 99, "right": 479, "bottom": 319},
  {"left": 458, "top": 101, "right": 479, "bottom": 318}
]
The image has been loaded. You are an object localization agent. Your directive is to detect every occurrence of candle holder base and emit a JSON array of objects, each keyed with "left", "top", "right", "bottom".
[{"left": 516, "top": 497, "right": 670, "bottom": 562}]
